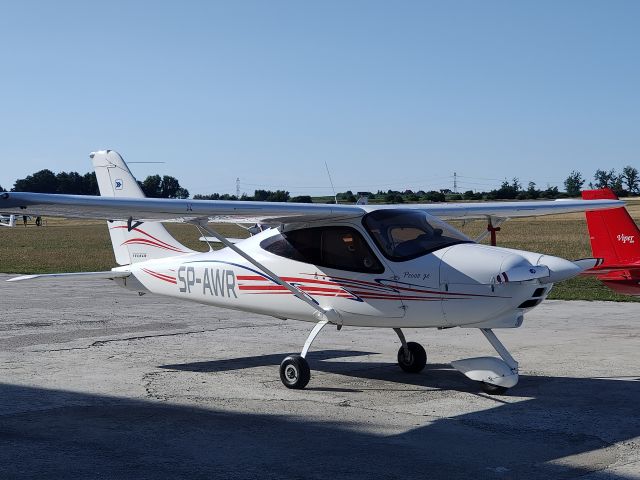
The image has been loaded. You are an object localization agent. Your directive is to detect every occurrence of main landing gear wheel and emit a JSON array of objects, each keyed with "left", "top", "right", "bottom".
[
  {"left": 397, "top": 342, "right": 427, "bottom": 373},
  {"left": 280, "top": 354, "right": 311, "bottom": 389},
  {"left": 480, "top": 382, "right": 509, "bottom": 395}
]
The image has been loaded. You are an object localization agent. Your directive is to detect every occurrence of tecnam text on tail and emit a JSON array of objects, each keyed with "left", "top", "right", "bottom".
[{"left": 1, "top": 151, "right": 623, "bottom": 394}]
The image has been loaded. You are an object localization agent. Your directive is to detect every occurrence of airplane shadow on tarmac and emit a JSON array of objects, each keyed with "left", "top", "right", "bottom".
[{"left": 1, "top": 351, "right": 638, "bottom": 480}]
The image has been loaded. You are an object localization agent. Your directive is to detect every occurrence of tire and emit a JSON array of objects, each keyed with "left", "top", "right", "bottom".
[
  {"left": 397, "top": 342, "right": 427, "bottom": 373},
  {"left": 279, "top": 355, "right": 311, "bottom": 389},
  {"left": 480, "top": 382, "right": 509, "bottom": 395}
]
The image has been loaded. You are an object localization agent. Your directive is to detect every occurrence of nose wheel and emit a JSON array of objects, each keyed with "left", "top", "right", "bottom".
[
  {"left": 480, "top": 382, "right": 509, "bottom": 395},
  {"left": 397, "top": 342, "right": 427, "bottom": 373},
  {"left": 450, "top": 328, "right": 519, "bottom": 395}
]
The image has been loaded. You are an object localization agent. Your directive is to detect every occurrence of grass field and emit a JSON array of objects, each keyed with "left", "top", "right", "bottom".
[{"left": 2, "top": 201, "right": 640, "bottom": 302}]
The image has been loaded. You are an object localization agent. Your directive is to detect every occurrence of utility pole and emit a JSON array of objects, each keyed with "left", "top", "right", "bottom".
[
  {"left": 236, "top": 177, "right": 240, "bottom": 199},
  {"left": 453, "top": 172, "right": 458, "bottom": 193}
]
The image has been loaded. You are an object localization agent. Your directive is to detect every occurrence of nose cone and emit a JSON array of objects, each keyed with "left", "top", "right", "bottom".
[
  {"left": 439, "top": 244, "right": 583, "bottom": 286},
  {"left": 536, "top": 254, "right": 581, "bottom": 283}
]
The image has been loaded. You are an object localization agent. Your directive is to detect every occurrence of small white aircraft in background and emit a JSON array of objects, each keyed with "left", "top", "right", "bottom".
[
  {"left": 0, "top": 214, "right": 17, "bottom": 227},
  {"left": 0, "top": 151, "right": 623, "bottom": 394}
]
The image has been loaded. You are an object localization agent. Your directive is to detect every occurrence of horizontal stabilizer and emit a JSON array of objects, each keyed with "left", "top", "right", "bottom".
[
  {"left": 7, "top": 271, "right": 130, "bottom": 282},
  {"left": 572, "top": 258, "right": 604, "bottom": 271}
]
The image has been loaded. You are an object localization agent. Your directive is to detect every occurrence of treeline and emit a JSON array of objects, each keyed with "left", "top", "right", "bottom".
[
  {"left": 7, "top": 169, "right": 189, "bottom": 199},
  {"left": 12, "top": 170, "right": 99, "bottom": 195},
  {"left": 193, "top": 190, "right": 313, "bottom": 203},
  {"left": 191, "top": 166, "right": 639, "bottom": 204},
  {"left": 482, "top": 166, "right": 639, "bottom": 200},
  {"left": 336, "top": 166, "right": 639, "bottom": 202},
  {"left": 4, "top": 165, "right": 638, "bottom": 203}
]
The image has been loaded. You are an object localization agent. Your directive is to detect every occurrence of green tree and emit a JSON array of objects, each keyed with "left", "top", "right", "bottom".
[
  {"left": 194, "top": 193, "right": 221, "bottom": 200},
  {"left": 253, "top": 190, "right": 269, "bottom": 201},
  {"left": 252, "top": 189, "right": 289, "bottom": 202},
  {"left": 175, "top": 187, "right": 190, "bottom": 199},
  {"left": 610, "top": 173, "right": 626, "bottom": 196},
  {"left": 0, "top": 185, "right": 6, "bottom": 192},
  {"left": 488, "top": 179, "right": 520, "bottom": 199},
  {"left": 564, "top": 171, "right": 584, "bottom": 196},
  {"left": 160, "top": 175, "right": 189, "bottom": 198},
  {"left": 423, "top": 191, "right": 445, "bottom": 202},
  {"left": 290, "top": 195, "right": 313, "bottom": 203},
  {"left": 526, "top": 181, "right": 540, "bottom": 199},
  {"left": 384, "top": 193, "right": 404, "bottom": 203},
  {"left": 593, "top": 169, "right": 615, "bottom": 189},
  {"left": 12, "top": 169, "right": 58, "bottom": 193},
  {"left": 622, "top": 166, "right": 639, "bottom": 194},
  {"left": 56, "top": 171, "right": 85, "bottom": 195},
  {"left": 82, "top": 172, "right": 99, "bottom": 195},
  {"left": 140, "top": 174, "right": 162, "bottom": 197},
  {"left": 160, "top": 175, "right": 180, "bottom": 198},
  {"left": 462, "top": 190, "right": 482, "bottom": 200},
  {"left": 267, "top": 190, "right": 290, "bottom": 202},
  {"left": 139, "top": 175, "right": 189, "bottom": 198},
  {"left": 539, "top": 186, "right": 560, "bottom": 199},
  {"left": 337, "top": 191, "right": 356, "bottom": 202}
]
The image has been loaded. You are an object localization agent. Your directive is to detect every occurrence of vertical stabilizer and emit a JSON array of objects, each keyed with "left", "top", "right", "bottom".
[
  {"left": 582, "top": 188, "right": 640, "bottom": 266},
  {"left": 91, "top": 150, "right": 193, "bottom": 265}
]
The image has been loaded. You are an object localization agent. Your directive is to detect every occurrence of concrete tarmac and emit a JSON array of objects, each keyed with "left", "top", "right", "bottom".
[{"left": 0, "top": 274, "right": 639, "bottom": 479}]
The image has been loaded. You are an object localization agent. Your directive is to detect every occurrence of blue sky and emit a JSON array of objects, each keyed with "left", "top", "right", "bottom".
[{"left": 0, "top": 1, "right": 638, "bottom": 196}]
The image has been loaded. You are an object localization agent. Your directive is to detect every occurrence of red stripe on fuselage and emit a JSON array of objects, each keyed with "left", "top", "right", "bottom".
[
  {"left": 122, "top": 238, "right": 184, "bottom": 253},
  {"left": 142, "top": 268, "right": 177, "bottom": 284},
  {"left": 112, "top": 226, "right": 187, "bottom": 253}
]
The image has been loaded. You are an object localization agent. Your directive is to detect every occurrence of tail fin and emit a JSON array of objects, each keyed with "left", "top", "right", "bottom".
[
  {"left": 581, "top": 188, "right": 640, "bottom": 266},
  {"left": 91, "top": 150, "right": 193, "bottom": 265}
]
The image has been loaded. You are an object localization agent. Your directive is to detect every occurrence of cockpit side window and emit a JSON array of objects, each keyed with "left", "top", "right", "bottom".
[
  {"left": 260, "top": 226, "right": 384, "bottom": 274},
  {"left": 363, "top": 209, "right": 472, "bottom": 261}
]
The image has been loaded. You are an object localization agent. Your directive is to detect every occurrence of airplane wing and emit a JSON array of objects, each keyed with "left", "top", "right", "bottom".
[
  {"left": 0, "top": 191, "right": 623, "bottom": 225},
  {"left": 360, "top": 200, "right": 625, "bottom": 221}
]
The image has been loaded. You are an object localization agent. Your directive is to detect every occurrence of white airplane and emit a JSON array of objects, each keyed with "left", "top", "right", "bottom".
[
  {"left": 0, "top": 214, "right": 17, "bottom": 227},
  {"left": 0, "top": 151, "right": 623, "bottom": 394}
]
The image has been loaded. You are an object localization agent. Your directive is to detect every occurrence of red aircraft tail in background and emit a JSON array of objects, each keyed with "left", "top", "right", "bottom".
[{"left": 582, "top": 188, "right": 640, "bottom": 295}]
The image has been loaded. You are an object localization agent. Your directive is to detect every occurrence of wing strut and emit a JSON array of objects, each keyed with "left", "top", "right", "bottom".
[{"left": 191, "top": 220, "right": 342, "bottom": 325}]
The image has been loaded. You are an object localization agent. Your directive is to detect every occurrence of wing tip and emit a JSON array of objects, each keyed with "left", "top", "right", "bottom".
[{"left": 6, "top": 274, "right": 38, "bottom": 282}]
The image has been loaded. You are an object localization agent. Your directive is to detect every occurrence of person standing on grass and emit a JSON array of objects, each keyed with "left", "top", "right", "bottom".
[{"left": 22, "top": 215, "right": 27, "bottom": 227}]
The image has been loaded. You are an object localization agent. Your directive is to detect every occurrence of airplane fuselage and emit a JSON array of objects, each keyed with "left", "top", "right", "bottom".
[{"left": 113, "top": 222, "right": 559, "bottom": 329}]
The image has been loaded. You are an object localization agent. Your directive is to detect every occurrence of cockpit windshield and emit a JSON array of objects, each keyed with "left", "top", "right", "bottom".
[{"left": 362, "top": 209, "right": 472, "bottom": 261}]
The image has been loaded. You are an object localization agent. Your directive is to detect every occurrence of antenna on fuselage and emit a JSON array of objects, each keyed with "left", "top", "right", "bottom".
[{"left": 324, "top": 161, "right": 337, "bottom": 204}]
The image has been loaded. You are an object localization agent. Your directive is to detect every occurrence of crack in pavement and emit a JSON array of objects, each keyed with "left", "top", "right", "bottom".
[{"left": 36, "top": 323, "right": 284, "bottom": 352}]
